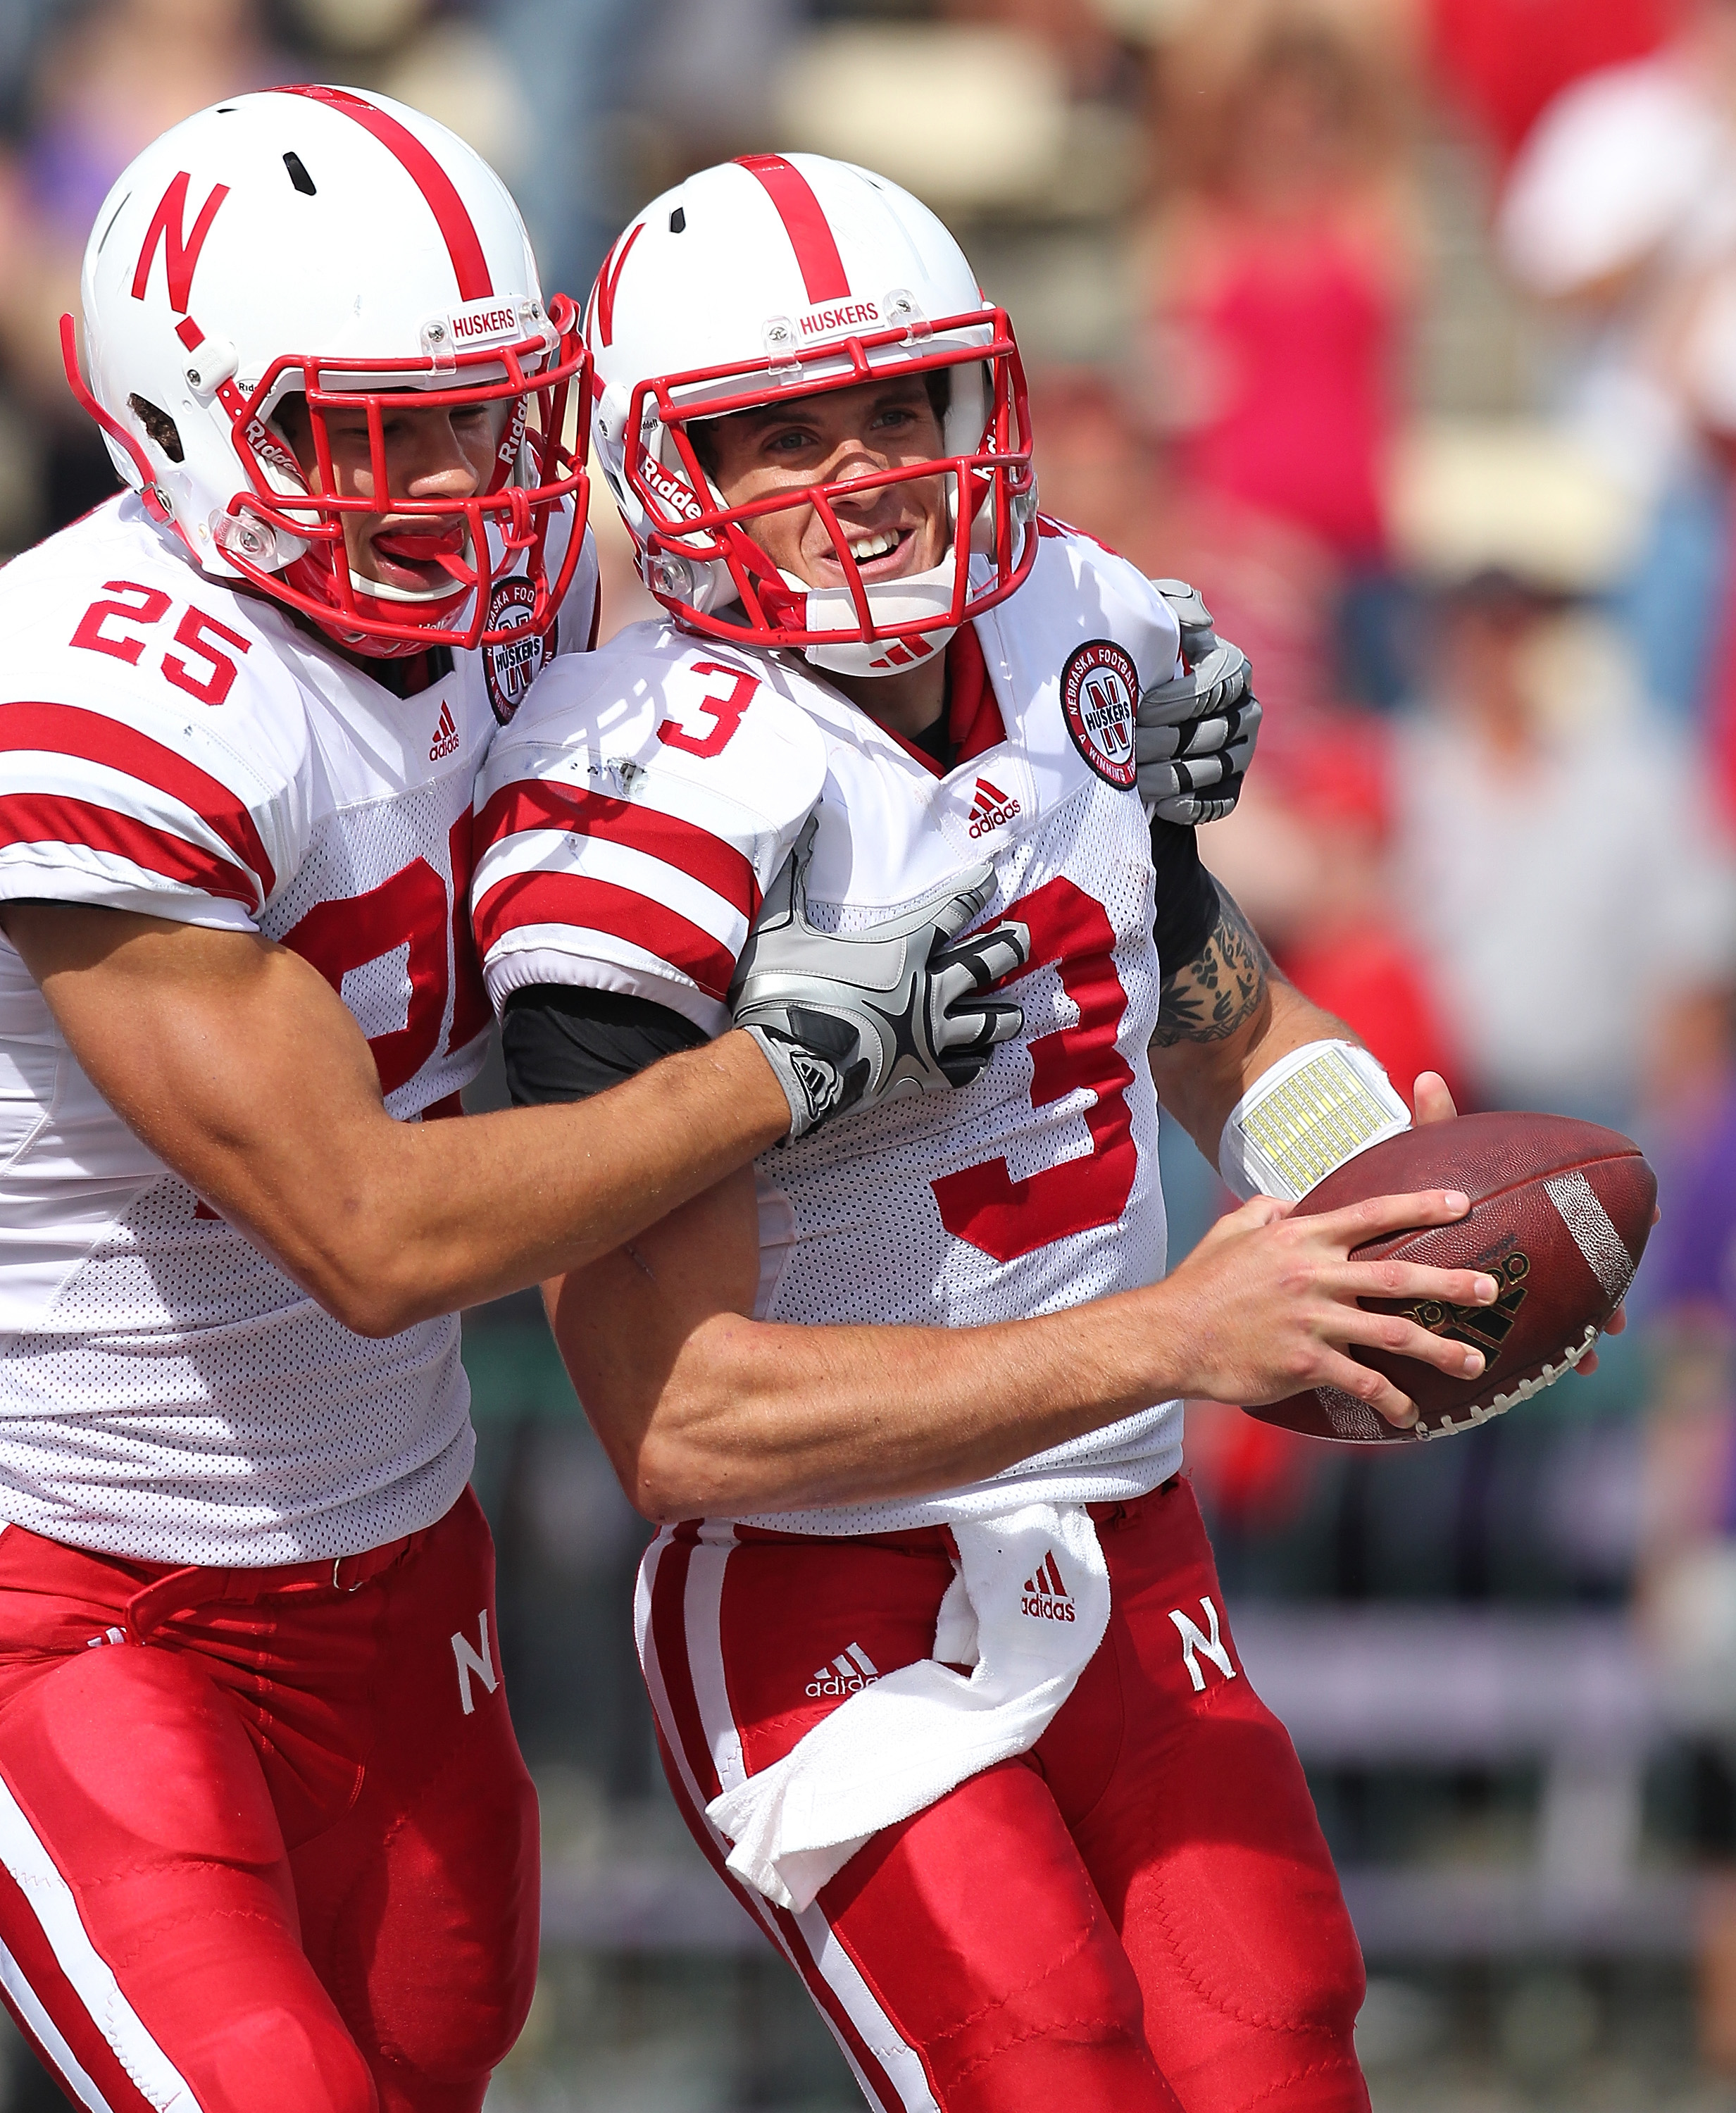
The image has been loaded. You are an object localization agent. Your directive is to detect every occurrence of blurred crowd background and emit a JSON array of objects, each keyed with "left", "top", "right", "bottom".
[{"left": 4, "top": 0, "right": 1736, "bottom": 2105}]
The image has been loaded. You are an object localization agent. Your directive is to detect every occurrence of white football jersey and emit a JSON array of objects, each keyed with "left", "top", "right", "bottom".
[
  {"left": 475, "top": 523, "right": 1188, "bottom": 1533},
  {"left": 0, "top": 491, "right": 597, "bottom": 1564}
]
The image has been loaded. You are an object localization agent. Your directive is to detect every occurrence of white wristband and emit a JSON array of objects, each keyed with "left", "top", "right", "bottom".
[{"left": 1219, "top": 1040, "right": 1411, "bottom": 1202}]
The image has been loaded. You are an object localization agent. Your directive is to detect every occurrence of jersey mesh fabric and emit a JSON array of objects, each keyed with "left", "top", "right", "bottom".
[
  {"left": 741, "top": 769, "right": 1179, "bottom": 1535},
  {"left": 0, "top": 496, "right": 597, "bottom": 1565},
  {"left": 477, "top": 528, "right": 1185, "bottom": 1539}
]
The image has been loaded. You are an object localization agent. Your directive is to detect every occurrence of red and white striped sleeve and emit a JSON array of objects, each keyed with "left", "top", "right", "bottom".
[
  {"left": 0, "top": 700, "right": 296, "bottom": 929},
  {"left": 0, "top": 532, "right": 307, "bottom": 930},
  {"left": 472, "top": 643, "right": 825, "bottom": 1035}
]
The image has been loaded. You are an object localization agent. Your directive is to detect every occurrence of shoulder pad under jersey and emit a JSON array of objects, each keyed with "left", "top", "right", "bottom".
[
  {"left": 1025, "top": 517, "right": 1184, "bottom": 693},
  {"left": 0, "top": 499, "right": 313, "bottom": 929},
  {"left": 473, "top": 621, "right": 826, "bottom": 1030}
]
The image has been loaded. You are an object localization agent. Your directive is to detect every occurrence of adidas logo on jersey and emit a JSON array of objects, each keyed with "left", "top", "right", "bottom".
[
  {"left": 968, "top": 775, "right": 1021, "bottom": 838},
  {"left": 1022, "top": 1550, "right": 1075, "bottom": 1622},
  {"left": 428, "top": 699, "right": 460, "bottom": 761},
  {"left": 806, "top": 1643, "right": 881, "bottom": 1697}
]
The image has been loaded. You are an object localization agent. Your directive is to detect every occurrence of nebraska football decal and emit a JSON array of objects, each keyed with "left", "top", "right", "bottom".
[
  {"left": 1060, "top": 639, "right": 1138, "bottom": 789},
  {"left": 482, "top": 578, "right": 556, "bottom": 726}
]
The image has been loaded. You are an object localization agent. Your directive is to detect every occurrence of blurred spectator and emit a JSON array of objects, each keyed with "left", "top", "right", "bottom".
[
  {"left": 1497, "top": 0, "right": 1736, "bottom": 723},
  {"left": 487, "top": 0, "right": 645, "bottom": 299},
  {"left": 0, "top": 0, "right": 284, "bottom": 537},
  {"left": 1390, "top": 570, "right": 1736, "bottom": 1124},
  {"left": 942, "top": 0, "right": 1125, "bottom": 95},
  {"left": 1429, "top": 0, "right": 1670, "bottom": 165},
  {"left": 1028, "top": 366, "right": 1342, "bottom": 721},
  {"left": 1205, "top": 711, "right": 1456, "bottom": 1092},
  {"left": 1247, "top": 710, "right": 1466, "bottom": 1102},
  {"left": 623, "top": 0, "right": 804, "bottom": 213},
  {"left": 1143, "top": 0, "right": 1424, "bottom": 705}
]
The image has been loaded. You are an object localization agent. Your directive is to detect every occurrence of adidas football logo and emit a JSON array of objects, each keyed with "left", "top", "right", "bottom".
[
  {"left": 968, "top": 774, "right": 1021, "bottom": 838},
  {"left": 428, "top": 699, "right": 460, "bottom": 761},
  {"left": 806, "top": 1643, "right": 881, "bottom": 1697},
  {"left": 1021, "top": 1550, "right": 1076, "bottom": 1623}
]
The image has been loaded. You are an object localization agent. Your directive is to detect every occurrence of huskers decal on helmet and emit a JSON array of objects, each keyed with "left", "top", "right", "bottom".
[{"left": 63, "top": 85, "right": 588, "bottom": 660}]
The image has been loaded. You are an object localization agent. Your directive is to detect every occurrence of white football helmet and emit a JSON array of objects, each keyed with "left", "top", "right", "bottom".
[
  {"left": 65, "top": 85, "right": 587, "bottom": 658},
  {"left": 587, "top": 154, "right": 1037, "bottom": 678}
]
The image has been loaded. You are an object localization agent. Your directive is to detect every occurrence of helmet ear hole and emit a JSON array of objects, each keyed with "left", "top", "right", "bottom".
[{"left": 127, "top": 394, "right": 183, "bottom": 463}]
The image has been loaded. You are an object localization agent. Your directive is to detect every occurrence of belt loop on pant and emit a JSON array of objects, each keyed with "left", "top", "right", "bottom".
[{"left": 122, "top": 1565, "right": 207, "bottom": 1646}]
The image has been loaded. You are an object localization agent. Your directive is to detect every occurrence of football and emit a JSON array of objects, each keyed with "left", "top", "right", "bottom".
[{"left": 1243, "top": 1111, "right": 1656, "bottom": 1445}]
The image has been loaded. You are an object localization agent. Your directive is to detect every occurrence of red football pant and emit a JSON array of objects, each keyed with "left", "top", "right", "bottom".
[
  {"left": 0, "top": 1487, "right": 537, "bottom": 2113},
  {"left": 641, "top": 1478, "right": 1368, "bottom": 2113}
]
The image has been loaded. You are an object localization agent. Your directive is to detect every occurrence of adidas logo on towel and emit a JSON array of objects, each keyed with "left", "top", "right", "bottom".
[
  {"left": 429, "top": 699, "right": 460, "bottom": 761},
  {"left": 806, "top": 1643, "right": 881, "bottom": 1697},
  {"left": 967, "top": 774, "right": 1020, "bottom": 838},
  {"left": 1022, "top": 1551, "right": 1076, "bottom": 1623}
]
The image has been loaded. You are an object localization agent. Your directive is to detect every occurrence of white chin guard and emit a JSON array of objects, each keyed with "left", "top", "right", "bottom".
[
  {"left": 794, "top": 552, "right": 961, "bottom": 678},
  {"left": 1220, "top": 1040, "right": 1412, "bottom": 1202}
]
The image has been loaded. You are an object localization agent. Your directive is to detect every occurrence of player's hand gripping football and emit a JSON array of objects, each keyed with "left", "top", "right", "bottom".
[
  {"left": 732, "top": 816, "right": 1030, "bottom": 1139},
  {"left": 1409, "top": 1069, "right": 1628, "bottom": 1380},
  {"left": 1155, "top": 1173, "right": 1501, "bottom": 1431},
  {"left": 1156, "top": 1070, "right": 1629, "bottom": 1425},
  {"left": 1137, "top": 580, "right": 1261, "bottom": 825}
]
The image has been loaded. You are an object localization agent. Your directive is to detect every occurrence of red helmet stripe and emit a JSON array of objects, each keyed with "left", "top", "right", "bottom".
[
  {"left": 279, "top": 85, "right": 493, "bottom": 301},
  {"left": 592, "top": 221, "right": 645, "bottom": 350},
  {"left": 735, "top": 154, "right": 849, "bottom": 304}
]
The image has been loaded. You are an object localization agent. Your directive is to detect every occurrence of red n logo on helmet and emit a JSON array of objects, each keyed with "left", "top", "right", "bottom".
[{"left": 131, "top": 171, "right": 230, "bottom": 313}]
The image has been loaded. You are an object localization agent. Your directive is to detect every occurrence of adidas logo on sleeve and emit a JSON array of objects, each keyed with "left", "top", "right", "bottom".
[
  {"left": 1021, "top": 1551, "right": 1075, "bottom": 1622},
  {"left": 967, "top": 774, "right": 1021, "bottom": 837},
  {"left": 805, "top": 1643, "right": 881, "bottom": 1697}
]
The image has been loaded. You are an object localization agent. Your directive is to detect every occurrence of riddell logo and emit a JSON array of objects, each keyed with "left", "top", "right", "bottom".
[
  {"left": 806, "top": 1643, "right": 880, "bottom": 1697},
  {"left": 1022, "top": 1551, "right": 1075, "bottom": 1622},
  {"left": 639, "top": 449, "right": 703, "bottom": 521},
  {"left": 429, "top": 699, "right": 459, "bottom": 761},
  {"left": 968, "top": 775, "right": 1020, "bottom": 837}
]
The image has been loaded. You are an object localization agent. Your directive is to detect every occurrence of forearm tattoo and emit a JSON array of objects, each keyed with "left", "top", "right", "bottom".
[{"left": 1152, "top": 883, "right": 1273, "bottom": 1048}]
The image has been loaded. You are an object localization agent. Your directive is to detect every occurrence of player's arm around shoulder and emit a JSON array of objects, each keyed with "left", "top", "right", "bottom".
[
  {"left": 1, "top": 613, "right": 792, "bottom": 1336},
  {"left": 473, "top": 634, "right": 830, "bottom": 1033},
  {"left": 544, "top": 885, "right": 1496, "bottom": 1514}
]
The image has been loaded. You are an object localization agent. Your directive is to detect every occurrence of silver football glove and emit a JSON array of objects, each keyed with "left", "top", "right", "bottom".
[
  {"left": 1137, "top": 580, "right": 1261, "bottom": 825},
  {"left": 732, "top": 817, "right": 1030, "bottom": 1139}
]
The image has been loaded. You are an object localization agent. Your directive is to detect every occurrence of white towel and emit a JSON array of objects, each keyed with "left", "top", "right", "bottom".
[{"left": 705, "top": 1502, "right": 1111, "bottom": 1913}]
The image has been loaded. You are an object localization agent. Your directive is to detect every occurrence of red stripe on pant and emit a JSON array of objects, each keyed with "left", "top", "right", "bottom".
[
  {"left": 637, "top": 1493, "right": 1368, "bottom": 2113},
  {"left": 642, "top": 1526, "right": 919, "bottom": 2113}
]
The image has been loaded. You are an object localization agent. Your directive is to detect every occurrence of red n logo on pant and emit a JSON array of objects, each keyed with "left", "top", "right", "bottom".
[{"left": 452, "top": 1611, "right": 497, "bottom": 1714}]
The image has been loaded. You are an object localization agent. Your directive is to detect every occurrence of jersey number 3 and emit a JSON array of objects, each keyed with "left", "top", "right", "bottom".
[{"left": 931, "top": 876, "right": 1137, "bottom": 1263}]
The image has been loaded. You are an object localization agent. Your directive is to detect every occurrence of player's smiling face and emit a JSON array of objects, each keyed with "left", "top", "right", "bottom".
[
  {"left": 277, "top": 392, "right": 504, "bottom": 597},
  {"left": 700, "top": 375, "right": 950, "bottom": 592}
]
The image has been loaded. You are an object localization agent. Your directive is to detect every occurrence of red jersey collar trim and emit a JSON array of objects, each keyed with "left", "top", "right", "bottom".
[{"left": 880, "top": 624, "right": 1008, "bottom": 780}]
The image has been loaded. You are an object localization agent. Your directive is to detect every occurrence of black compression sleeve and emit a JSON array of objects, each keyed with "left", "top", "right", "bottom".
[
  {"left": 501, "top": 985, "right": 707, "bottom": 1106},
  {"left": 1150, "top": 819, "right": 1220, "bottom": 974}
]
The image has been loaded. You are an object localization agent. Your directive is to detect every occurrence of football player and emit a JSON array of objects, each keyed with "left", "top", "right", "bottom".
[
  {"left": 471, "top": 156, "right": 1513, "bottom": 2111},
  {"left": 0, "top": 101, "right": 1013, "bottom": 2113}
]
